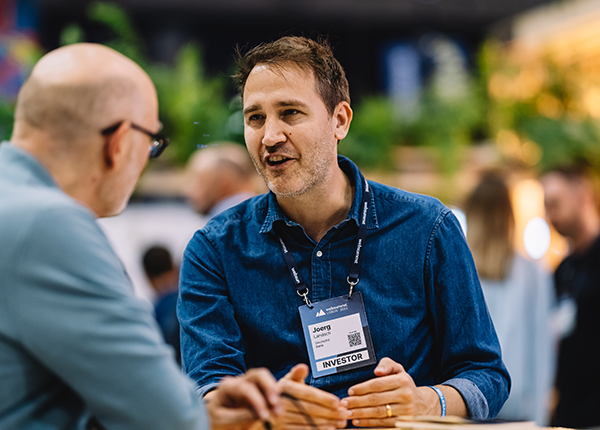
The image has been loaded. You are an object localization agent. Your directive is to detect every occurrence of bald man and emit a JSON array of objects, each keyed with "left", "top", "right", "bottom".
[
  {"left": 0, "top": 44, "right": 280, "bottom": 430},
  {"left": 185, "top": 142, "right": 259, "bottom": 218}
]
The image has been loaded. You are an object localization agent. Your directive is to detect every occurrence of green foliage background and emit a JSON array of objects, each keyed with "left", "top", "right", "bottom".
[
  {"left": 479, "top": 39, "right": 600, "bottom": 172},
  {"left": 2, "top": 2, "right": 599, "bottom": 174},
  {"left": 61, "top": 2, "right": 239, "bottom": 165}
]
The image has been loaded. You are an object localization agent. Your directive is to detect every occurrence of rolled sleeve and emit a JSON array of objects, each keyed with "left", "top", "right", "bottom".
[{"left": 444, "top": 378, "right": 489, "bottom": 419}]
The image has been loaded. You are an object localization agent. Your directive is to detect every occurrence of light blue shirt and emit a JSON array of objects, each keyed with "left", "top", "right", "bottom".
[{"left": 0, "top": 142, "right": 209, "bottom": 430}]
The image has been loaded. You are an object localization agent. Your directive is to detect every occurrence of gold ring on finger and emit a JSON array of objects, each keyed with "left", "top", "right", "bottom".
[{"left": 386, "top": 403, "right": 392, "bottom": 418}]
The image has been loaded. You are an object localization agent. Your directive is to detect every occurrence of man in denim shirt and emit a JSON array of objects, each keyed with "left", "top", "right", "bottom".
[{"left": 179, "top": 36, "right": 509, "bottom": 429}]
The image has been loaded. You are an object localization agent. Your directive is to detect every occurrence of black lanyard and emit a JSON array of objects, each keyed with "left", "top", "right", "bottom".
[{"left": 275, "top": 179, "right": 371, "bottom": 308}]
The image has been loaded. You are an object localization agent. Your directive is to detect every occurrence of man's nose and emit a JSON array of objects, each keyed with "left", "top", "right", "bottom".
[{"left": 262, "top": 117, "right": 286, "bottom": 147}]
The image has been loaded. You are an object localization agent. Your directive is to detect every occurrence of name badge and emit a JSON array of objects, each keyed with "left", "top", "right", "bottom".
[{"left": 299, "top": 292, "right": 377, "bottom": 378}]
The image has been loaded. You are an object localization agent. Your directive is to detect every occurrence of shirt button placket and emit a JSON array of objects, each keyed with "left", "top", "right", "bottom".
[{"left": 312, "top": 246, "right": 328, "bottom": 301}]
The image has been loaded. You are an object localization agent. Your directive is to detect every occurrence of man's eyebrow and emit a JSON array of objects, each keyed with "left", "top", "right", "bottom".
[
  {"left": 277, "top": 100, "right": 308, "bottom": 109},
  {"left": 243, "top": 100, "right": 309, "bottom": 116},
  {"left": 243, "top": 104, "right": 260, "bottom": 116}
]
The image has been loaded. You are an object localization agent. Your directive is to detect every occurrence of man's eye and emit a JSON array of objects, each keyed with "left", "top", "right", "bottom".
[
  {"left": 283, "top": 109, "right": 299, "bottom": 116},
  {"left": 247, "top": 114, "right": 264, "bottom": 122}
]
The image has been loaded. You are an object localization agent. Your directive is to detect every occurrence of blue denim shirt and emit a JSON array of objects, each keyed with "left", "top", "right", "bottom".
[{"left": 178, "top": 156, "right": 509, "bottom": 419}]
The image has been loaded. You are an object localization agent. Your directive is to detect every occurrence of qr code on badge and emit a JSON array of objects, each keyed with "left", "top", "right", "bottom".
[{"left": 348, "top": 332, "right": 362, "bottom": 347}]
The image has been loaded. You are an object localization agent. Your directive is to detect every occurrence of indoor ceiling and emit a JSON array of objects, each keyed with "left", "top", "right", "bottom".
[{"left": 39, "top": 0, "right": 557, "bottom": 31}]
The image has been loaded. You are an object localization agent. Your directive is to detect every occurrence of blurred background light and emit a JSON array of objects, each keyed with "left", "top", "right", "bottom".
[
  {"left": 451, "top": 207, "right": 468, "bottom": 236},
  {"left": 511, "top": 177, "right": 567, "bottom": 267},
  {"left": 523, "top": 216, "right": 551, "bottom": 259}
]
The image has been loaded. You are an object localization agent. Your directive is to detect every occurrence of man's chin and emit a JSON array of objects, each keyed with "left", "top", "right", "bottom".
[
  {"left": 98, "top": 198, "right": 130, "bottom": 219},
  {"left": 270, "top": 184, "right": 307, "bottom": 198},
  {"left": 102, "top": 206, "right": 126, "bottom": 218},
  {"left": 262, "top": 172, "right": 309, "bottom": 198}
]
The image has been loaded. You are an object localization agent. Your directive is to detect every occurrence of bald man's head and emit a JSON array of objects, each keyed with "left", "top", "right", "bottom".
[
  {"left": 11, "top": 43, "right": 161, "bottom": 218},
  {"left": 15, "top": 77, "right": 136, "bottom": 142},
  {"left": 14, "top": 43, "right": 154, "bottom": 146}
]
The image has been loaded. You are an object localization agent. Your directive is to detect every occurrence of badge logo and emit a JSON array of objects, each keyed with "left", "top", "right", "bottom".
[{"left": 316, "top": 309, "right": 326, "bottom": 317}]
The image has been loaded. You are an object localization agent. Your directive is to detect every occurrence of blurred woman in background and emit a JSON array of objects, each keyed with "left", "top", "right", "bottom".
[{"left": 465, "top": 173, "right": 555, "bottom": 425}]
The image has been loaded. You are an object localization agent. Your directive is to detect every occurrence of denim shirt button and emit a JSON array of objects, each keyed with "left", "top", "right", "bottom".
[{"left": 316, "top": 250, "right": 323, "bottom": 258}]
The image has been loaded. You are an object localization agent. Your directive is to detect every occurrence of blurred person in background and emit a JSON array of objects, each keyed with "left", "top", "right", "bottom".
[
  {"left": 143, "top": 245, "right": 181, "bottom": 364},
  {"left": 541, "top": 164, "right": 600, "bottom": 429},
  {"left": 465, "top": 173, "right": 555, "bottom": 425},
  {"left": 0, "top": 42, "right": 281, "bottom": 430},
  {"left": 185, "top": 142, "right": 260, "bottom": 219}
]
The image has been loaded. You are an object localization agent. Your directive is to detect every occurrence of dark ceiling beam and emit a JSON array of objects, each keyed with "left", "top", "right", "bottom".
[{"left": 39, "top": 0, "right": 555, "bottom": 30}]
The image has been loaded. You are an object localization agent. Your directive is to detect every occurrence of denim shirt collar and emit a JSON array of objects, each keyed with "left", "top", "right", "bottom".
[{"left": 259, "top": 155, "right": 379, "bottom": 234}]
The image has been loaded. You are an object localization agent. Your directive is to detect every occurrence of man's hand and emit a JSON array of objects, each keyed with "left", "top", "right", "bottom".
[
  {"left": 272, "top": 363, "right": 350, "bottom": 430},
  {"left": 206, "top": 368, "right": 283, "bottom": 430},
  {"left": 342, "top": 357, "right": 454, "bottom": 427}
]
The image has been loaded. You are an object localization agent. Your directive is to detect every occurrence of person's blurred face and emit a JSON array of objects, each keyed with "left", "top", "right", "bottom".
[
  {"left": 542, "top": 172, "right": 583, "bottom": 239},
  {"left": 185, "top": 165, "right": 222, "bottom": 216},
  {"left": 242, "top": 63, "right": 340, "bottom": 198}
]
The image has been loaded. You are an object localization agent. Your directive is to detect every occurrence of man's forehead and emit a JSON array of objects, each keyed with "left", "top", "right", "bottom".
[
  {"left": 545, "top": 173, "right": 576, "bottom": 188},
  {"left": 252, "top": 64, "right": 270, "bottom": 73},
  {"left": 243, "top": 63, "right": 318, "bottom": 108},
  {"left": 543, "top": 175, "right": 582, "bottom": 200},
  {"left": 250, "top": 61, "right": 312, "bottom": 77},
  {"left": 246, "top": 62, "right": 315, "bottom": 92}
]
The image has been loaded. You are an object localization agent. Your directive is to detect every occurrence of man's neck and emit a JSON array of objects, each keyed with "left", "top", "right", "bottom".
[
  {"left": 277, "top": 167, "right": 354, "bottom": 243},
  {"left": 14, "top": 137, "right": 102, "bottom": 217}
]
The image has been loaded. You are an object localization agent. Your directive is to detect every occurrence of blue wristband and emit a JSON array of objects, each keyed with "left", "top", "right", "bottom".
[{"left": 429, "top": 386, "right": 446, "bottom": 417}]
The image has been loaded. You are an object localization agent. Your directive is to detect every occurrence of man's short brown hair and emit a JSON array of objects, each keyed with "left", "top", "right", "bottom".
[{"left": 233, "top": 36, "right": 350, "bottom": 115}]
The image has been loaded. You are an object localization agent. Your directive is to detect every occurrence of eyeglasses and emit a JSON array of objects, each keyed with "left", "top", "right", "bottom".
[{"left": 101, "top": 121, "right": 169, "bottom": 159}]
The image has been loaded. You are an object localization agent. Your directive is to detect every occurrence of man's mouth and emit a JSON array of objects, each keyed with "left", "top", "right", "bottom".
[{"left": 266, "top": 155, "right": 292, "bottom": 166}]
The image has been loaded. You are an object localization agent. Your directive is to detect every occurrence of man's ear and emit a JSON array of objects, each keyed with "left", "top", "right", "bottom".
[
  {"left": 103, "top": 121, "right": 131, "bottom": 169},
  {"left": 333, "top": 101, "right": 353, "bottom": 141}
]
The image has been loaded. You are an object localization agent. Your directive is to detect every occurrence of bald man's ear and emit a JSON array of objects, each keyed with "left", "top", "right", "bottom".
[{"left": 103, "top": 122, "right": 130, "bottom": 169}]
